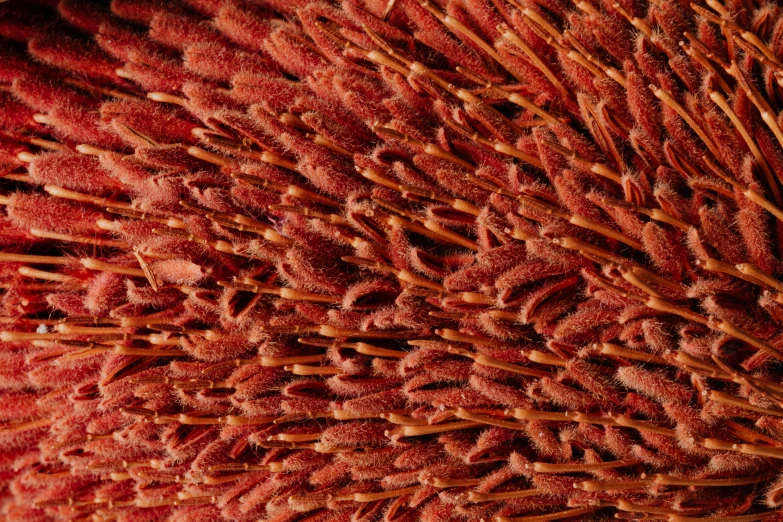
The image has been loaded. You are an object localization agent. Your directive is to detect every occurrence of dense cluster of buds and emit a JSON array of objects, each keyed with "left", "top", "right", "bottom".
[{"left": 2, "top": 0, "right": 783, "bottom": 520}]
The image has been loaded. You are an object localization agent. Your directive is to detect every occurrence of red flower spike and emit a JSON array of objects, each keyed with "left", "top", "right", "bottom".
[{"left": 3, "top": 0, "right": 783, "bottom": 520}]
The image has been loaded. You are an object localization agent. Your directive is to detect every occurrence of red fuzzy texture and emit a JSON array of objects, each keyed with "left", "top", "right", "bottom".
[{"left": 1, "top": 0, "right": 783, "bottom": 521}]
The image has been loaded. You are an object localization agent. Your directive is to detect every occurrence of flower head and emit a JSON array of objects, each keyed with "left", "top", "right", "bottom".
[{"left": 1, "top": 0, "right": 783, "bottom": 520}]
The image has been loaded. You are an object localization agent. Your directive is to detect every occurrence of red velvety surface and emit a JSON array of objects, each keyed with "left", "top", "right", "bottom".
[{"left": 1, "top": 0, "right": 783, "bottom": 520}]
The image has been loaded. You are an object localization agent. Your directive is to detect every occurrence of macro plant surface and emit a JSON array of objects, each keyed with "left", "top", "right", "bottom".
[{"left": 3, "top": 0, "right": 783, "bottom": 520}]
